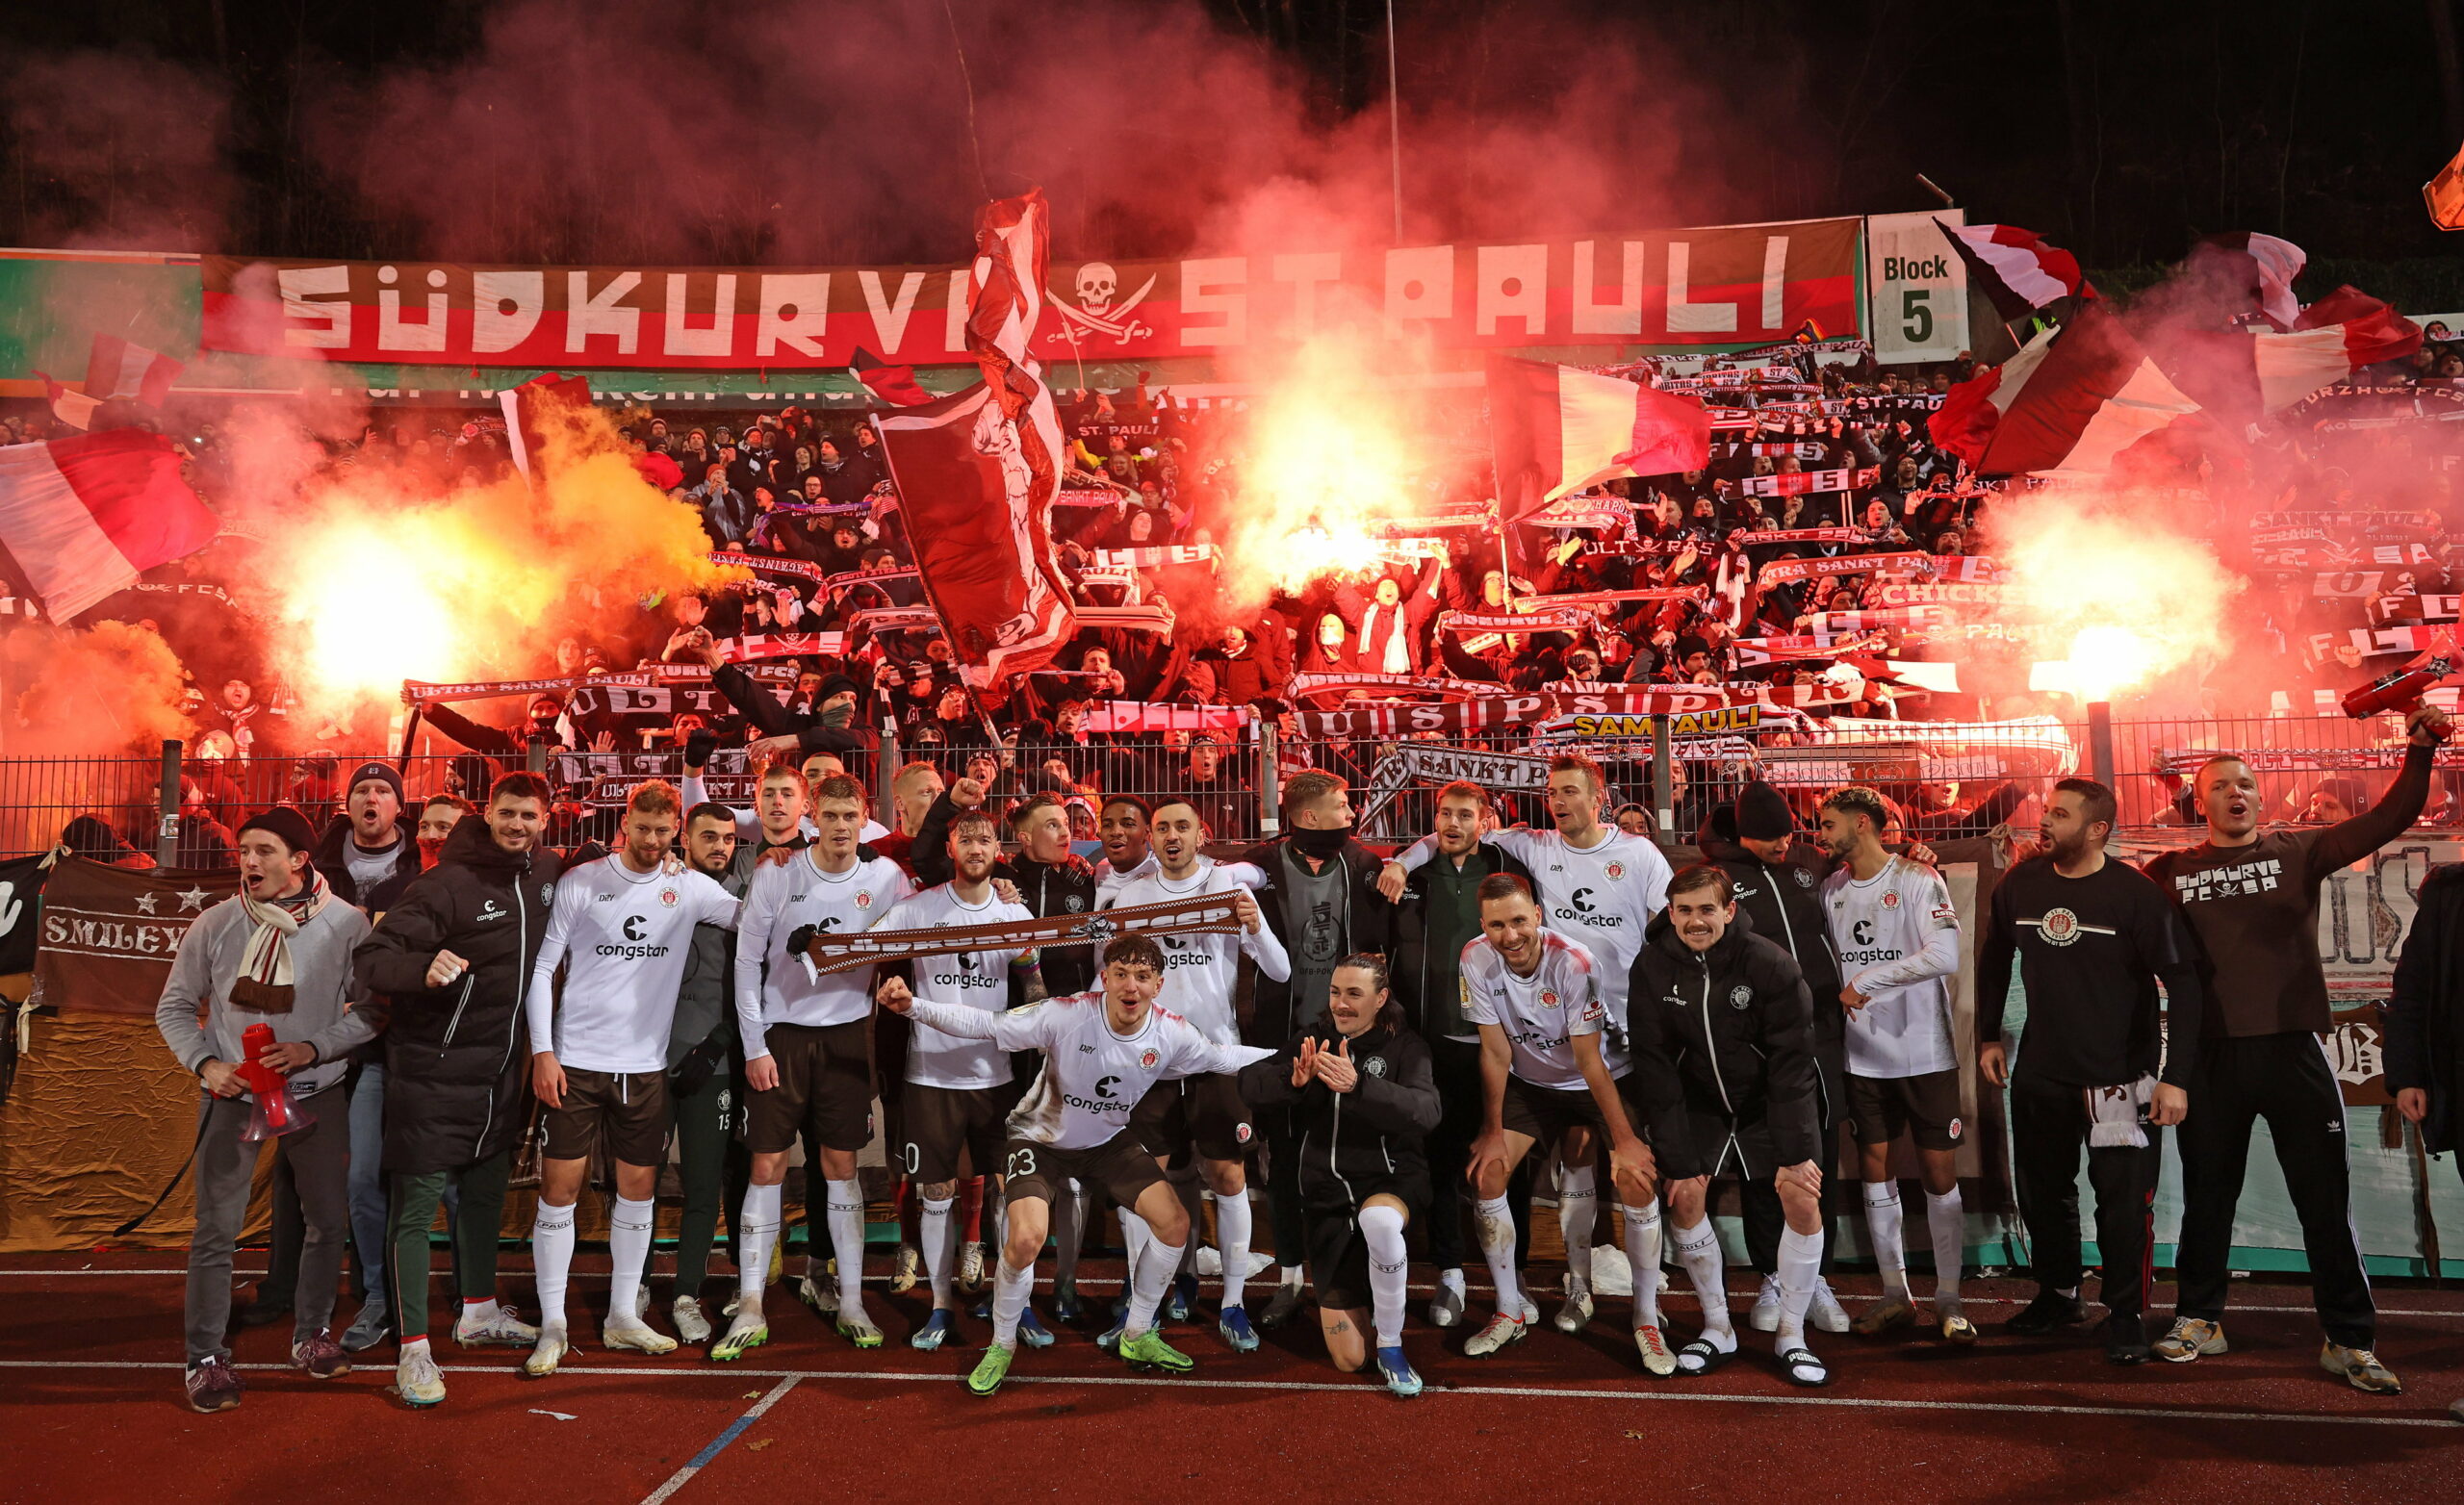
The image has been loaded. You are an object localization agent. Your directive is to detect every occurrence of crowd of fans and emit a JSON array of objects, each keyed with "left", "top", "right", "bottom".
[{"left": 10, "top": 315, "right": 2464, "bottom": 864}]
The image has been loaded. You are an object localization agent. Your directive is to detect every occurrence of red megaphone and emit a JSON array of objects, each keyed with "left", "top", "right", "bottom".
[{"left": 237, "top": 1022, "right": 292, "bottom": 1131}]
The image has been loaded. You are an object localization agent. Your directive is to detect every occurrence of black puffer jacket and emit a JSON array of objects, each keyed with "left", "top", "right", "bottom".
[
  {"left": 312, "top": 811, "right": 421, "bottom": 907},
  {"left": 353, "top": 816, "right": 565, "bottom": 1174},
  {"left": 1625, "top": 906, "right": 1820, "bottom": 1180},
  {"left": 2390, "top": 862, "right": 2464, "bottom": 1155},
  {"left": 1239, "top": 1017, "right": 1440, "bottom": 1207}
]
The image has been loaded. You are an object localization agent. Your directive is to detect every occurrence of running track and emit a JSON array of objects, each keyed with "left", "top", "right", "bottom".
[{"left": 3, "top": 1251, "right": 2459, "bottom": 1503}]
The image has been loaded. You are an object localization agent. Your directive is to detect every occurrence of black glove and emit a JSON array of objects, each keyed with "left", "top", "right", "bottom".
[
  {"left": 684, "top": 728, "right": 717, "bottom": 769},
  {"left": 785, "top": 924, "right": 818, "bottom": 957}
]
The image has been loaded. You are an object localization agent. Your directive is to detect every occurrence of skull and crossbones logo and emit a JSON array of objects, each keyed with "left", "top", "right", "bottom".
[{"left": 1049, "top": 262, "right": 1158, "bottom": 347}]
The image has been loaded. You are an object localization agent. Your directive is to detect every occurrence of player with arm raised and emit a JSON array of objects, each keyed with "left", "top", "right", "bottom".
[
  {"left": 879, "top": 933, "right": 1273, "bottom": 1396},
  {"left": 1381, "top": 752, "right": 1671, "bottom": 1334},
  {"left": 520, "top": 780, "right": 742, "bottom": 1376},
  {"left": 1101, "top": 801, "right": 1287, "bottom": 1350},
  {"left": 1816, "top": 784, "right": 1972, "bottom": 1344},
  {"left": 713, "top": 773, "right": 914, "bottom": 1361}
]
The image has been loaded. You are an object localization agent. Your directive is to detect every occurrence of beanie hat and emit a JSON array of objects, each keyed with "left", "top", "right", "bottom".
[
  {"left": 239, "top": 805, "right": 320, "bottom": 856},
  {"left": 816, "top": 674, "right": 860, "bottom": 702},
  {"left": 1735, "top": 780, "right": 1796, "bottom": 841},
  {"left": 346, "top": 760, "right": 404, "bottom": 806}
]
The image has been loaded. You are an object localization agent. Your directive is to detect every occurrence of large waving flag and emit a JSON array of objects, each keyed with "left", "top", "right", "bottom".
[
  {"left": 0, "top": 428, "right": 220, "bottom": 621},
  {"left": 36, "top": 333, "right": 187, "bottom": 430},
  {"left": 1488, "top": 356, "right": 1710, "bottom": 520},
  {"left": 1937, "top": 220, "right": 2092, "bottom": 323},
  {"left": 2150, "top": 286, "right": 2423, "bottom": 426},
  {"left": 873, "top": 191, "right": 1072, "bottom": 694},
  {"left": 1929, "top": 304, "right": 2202, "bottom": 477}
]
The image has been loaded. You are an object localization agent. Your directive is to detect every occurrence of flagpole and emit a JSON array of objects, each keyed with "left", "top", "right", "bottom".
[
  {"left": 867, "top": 398, "right": 1010, "bottom": 751},
  {"left": 1386, "top": 0, "right": 1404, "bottom": 244}
]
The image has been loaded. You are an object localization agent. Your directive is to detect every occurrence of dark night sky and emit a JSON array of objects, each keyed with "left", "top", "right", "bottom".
[{"left": 1, "top": 0, "right": 2455, "bottom": 274}]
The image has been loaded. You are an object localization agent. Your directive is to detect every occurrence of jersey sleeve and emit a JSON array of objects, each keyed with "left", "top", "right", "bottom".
[
  {"left": 733, "top": 861, "right": 786, "bottom": 1059},
  {"left": 905, "top": 998, "right": 1003, "bottom": 1040},
  {"left": 691, "top": 871, "right": 743, "bottom": 929},
  {"left": 1849, "top": 868, "right": 1963, "bottom": 993},
  {"left": 987, "top": 1000, "right": 1057, "bottom": 1053},
  {"left": 1457, "top": 943, "right": 1499, "bottom": 1025},
  {"left": 1391, "top": 834, "right": 1438, "bottom": 874},
  {"left": 1215, "top": 861, "right": 1269, "bottom": 891},
  {"left": 525, "top": 875, "right": 585, "bottom": 1058},
  {"left": 1566, "top": 951, "right": 1606, "bottom": 1035},
  {"left": 1632, "top": 838, "right": 1673, "bottom": 917},
  {"left": 1239, "top": 901, "right": 1292, "bottom": 982}
]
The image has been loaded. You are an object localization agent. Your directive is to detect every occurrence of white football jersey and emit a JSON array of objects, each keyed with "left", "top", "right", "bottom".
[
  {"left": 1458, "top": 929, "right": 1627, "bottom": 1091},
  {"left": 1101, "top": 859, "right": 1290, "bottom": 1047},
  {"left": 1098, "top": 855, "right": 1268, "bottom": 909},
  {"left": 1821, "top": 855, "right": 1962, "bottom": 1079},
  {"left": 734, "top": 847, "right": 914, "bottom": 1055},
  {"left": 881, "top": 882, "right": 1038, "bottom": 1090},
  {"left": 905, "top": 992, "right": 1270, "bottom": 1151},
  {"left": 526, "top": 857, "right": 741, "bottom": 1073},
  {"left": 1399, "top": 825, "right": 1671, "bottom": 1027}
]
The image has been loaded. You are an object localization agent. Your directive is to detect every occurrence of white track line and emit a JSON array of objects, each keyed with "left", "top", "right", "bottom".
[
  {"left": 638, "top": 1374, "right": 801, "bottom": 1505},
  {"left": 7, "top": 1267, "right": 2460, "bottom": 1320},
  {"left": 0, "top": 1357, "right": 2451, "bottom": 1430}
]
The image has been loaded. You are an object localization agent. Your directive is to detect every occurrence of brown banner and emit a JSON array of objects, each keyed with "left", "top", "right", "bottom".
[
  {"left": 803, "top": 893, "right": 1246, "bottom": 976},
  {"left": 31, "top": 858, "right": 244, "bottom": 1019}
]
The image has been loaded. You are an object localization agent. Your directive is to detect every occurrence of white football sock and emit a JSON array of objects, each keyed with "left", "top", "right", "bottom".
[
  {"left": 991, "top": 1258, "right": 1035, "bottom": 1348},
  {"left": 1126, "top": 1234, "right": 1184, "bottom": 1337},
  {"left": 1053, "top": 1180, "right": 1087, "bottom": 1285},
  {"left": 1620, "top": 1200, "right": 1663, "bottom": 1330},
  {"left": 1118, "top": 1207, "right": 1153, "bottom": 1292},
  {"left": 607, "top": 1196, "right": 655, "bottom": 1325},
  {"left": 1556, "top": 1163, "right": 1597, "bottom": 1295},
  {"left": 738, "top": 1183, "right": 783, "bottom": 1299},
  {"left": 826, "top": 1179, "right": 866, "bottom": 1310},
  {"left": 1926, "top": 1186, "right": 1965, "bottom": 1309},
  {"left": 1213, "top": 1191, "right": 1253, "bottom": 1312},
  {"left": 530, "top": 1200, "right": 577, "bottom": 1329},
  {"left": 1674, "top": 1218, "right": 1732, "bottom": 1340},
  {"left": 1863, "top": 1182, "right": 1909, "bottom": 1299},
  {"left": 1776, "top": 1225, "right": 1822, "bottom": 1351},
  {"left": 1359, "top": 1202, "right": 1409, "bottom": 1348},
  {"left": 920, "top": 1195, "right": 957, "bottom": 1308},
  {"left": 1474, "top": 1195, "right": 1522, "bottom": 1316}
]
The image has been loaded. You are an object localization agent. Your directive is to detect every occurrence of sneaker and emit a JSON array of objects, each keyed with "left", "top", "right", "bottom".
[
  {"left": 1051, "top": 1277, "right": 1084, "bottom": 1323},
  {"left": 891, "top": 1243, "right": 921, "bottom": 1294},
  {"left": 795, "top": 1272, "right": 839, "bottom": 1317},
  {"left": 1165, "top": 1272, "right": 1199, "bottom": 1324},
  {"left": 1553, "top": 1284, "right": 1595, "bottom": 1335},
  {"left": 672, "top": 1295, "right": 713, "bottom": 1347},
  {"left": 1258, "top": 1279, "right": 1309, "bottom": 1330},
  {"left": 1373, "top": 1344, "right": 1424, "bottom": 1397},
  {"left": 1015, "top": 1307, "right": 1056, "bottom": 1349},
  {"left": 453, "top": 1303, "right": 539, "bottom": 1349},
  {"left": 1118, "top": 1328, "right": 1195, "bottom": 1374},
  {"left": 967, "top": 1343, "right": 1014, "bottom": 1397},
  {"left": 1219, "top": 1307, "right": 1260, "bottom": 1353},
  {"left": 970, "top": 1293, "right": 993, "bottom": 1321},
  {"left": 1852, "top": 1294, "right": 1917, "bottom": 1337},
  {"left": 1464, "top": 1312, "right": 1527, "bottom": 1357},
  {"left": 290, "top": 1327, "right": 350, "bottom": 1379},
  {"left": 185, "top": 1355, "right": 244, "bottom": 1413},
  {"left": 1809, "top": 1280, "right": 1852, "bottom": 1335},
  {"left": 1095, "top": 1317, "right": 1128, "bottom": 1354},
  {"left": 1428, "top": 1278, "right": 1468, "bottom": 1330},
  {"left": 1517, "top": 1294, "right": 1542, "bottom": 1327},
  {"left": 1633, "top": 1324, "right": 1678, "bottom": 1377},
  {"left": 522, "top": 1320, "right": 569, "bottom": 1378},
  {"left": 603, "top": 1312, "right": 679, "bottom": 1356},
  {"left": 2005, "top": 1289, "right": 2090, "bottom": 1336},
  {"left": 2101, "top": 1313, "right": 2151, "bottom": 1365},
  {"left": 958, "top": 1241, "right": 988, "bottom": 1294},
  {"left": 1747, "top": 1274, "right": 1784, "bottom": 1333},
  {"left": 2153, "top": 1316, "right": 2227, "bottom": 1363},
  {"left": 342, "top": 1299, "right": 391, "bottom": 1353},
  {"left": 394, "top": 1345, "right": 446, "bottom": 1408},
  {"left": 911, "top": 1309, "right": 959, "bottom": 1352},
  {"left": 710, "top": 1310, "right": 769, "bottom": 1363},
  {"left": 2321, "top": 1341, "right": 2402, "bottom": 1395},
  {"left": 835, "top": 1306, "right": 886, "bottom": 1350}
]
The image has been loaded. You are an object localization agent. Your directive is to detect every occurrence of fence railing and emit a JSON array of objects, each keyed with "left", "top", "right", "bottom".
[{"left": 6, "top": 709, "right": 2453, "bottom": 862}]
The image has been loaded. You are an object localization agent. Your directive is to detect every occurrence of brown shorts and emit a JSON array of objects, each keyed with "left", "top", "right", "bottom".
[
  {"left": 900, "top": 1080, "right": 1026, "bottom": 1185},
  {"left": 1130, "top": 1072, "right": 1254, "bottom": 1163},
  {"left": 1499, "top": 1074, "right": 1630, "bottom": 1147},
  {"left": 999, "top": 1134, "right": 1167, "bottom": 1214},
  {"left": 1846, "top": 1068, "right": 1964, "bottom": 1151},
  {"left": 746, "top": 1019, "right": 875, "bottom": 1156},
  {"left": 542, "top": 1068, "right": 671, "bottom": 1166}
]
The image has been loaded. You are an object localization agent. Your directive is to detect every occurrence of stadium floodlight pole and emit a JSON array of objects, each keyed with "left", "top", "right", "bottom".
[
  {"left": 1386, "top": 0, "right": 1404, "bottom": 243},
  {"left": 2087, "top": 699, "right": 2116, "bottom": 790}
]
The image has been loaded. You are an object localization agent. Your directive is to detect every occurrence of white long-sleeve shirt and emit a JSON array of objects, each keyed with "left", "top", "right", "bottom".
[
  {"left": 880, "top": 881, "right": 1039, "bottom": 1089},
  {"left": 733, "top": 846, "right": 913, "bottom": 1058},
  {"left": 1101, "top": 859, "right": 1288, "bottom": 1047},
  {"left": 526, "top": 857, "right": 740, "bottom": 1073},
  {"left": 1822, "top": 855, "right": 1963, "bottom": 1078},
  {"left": 905, "top": 992, "right": 1272, "bottom": 1150}
]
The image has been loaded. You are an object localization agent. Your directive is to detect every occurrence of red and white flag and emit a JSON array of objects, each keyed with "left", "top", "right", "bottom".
[
  {"left": 2153, "top": 286, "right": 2423, "bottom": 424},
  {"left": 2199, "top": 232, "right": 2306, "bottom": 328},
  {"left": 850, "top": 346, "right": 933, "bottom": 407},
  {"left": 34, "top": 334, "right": 186, "bottom": 431},
  {"left": 0, "top": 428, "right": 220, "bottom": 621},
  {"left": 499, "top": 371, "right": 593, "bottom": 481},
  {"left": 873, "top": 191, "right": 1072, "bottom": 695},
  {"left": 1488, "top": 356, "right": 1709, "bottom": 520},
  {"left": 1937, "top": 220, "right": 2092, "bottom": 323},
  {"left": 1928, "top": 305, "right": 2202, "bottom": 477}
]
